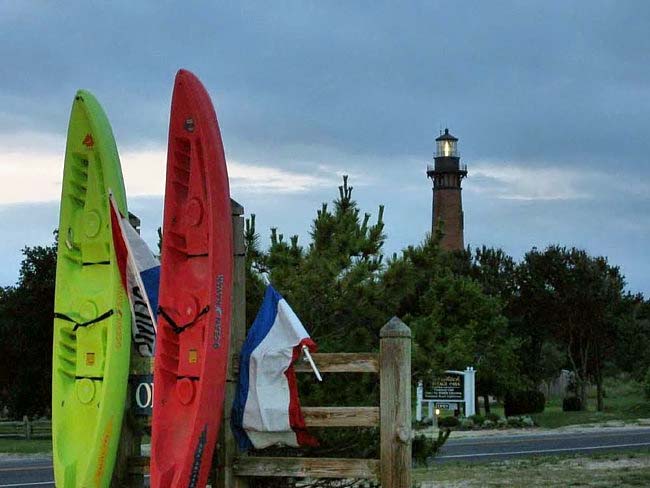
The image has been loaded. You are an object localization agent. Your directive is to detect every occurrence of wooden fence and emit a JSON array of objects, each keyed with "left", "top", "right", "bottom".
[
  {"left": 122, "top": 200, "right": 413, "bottom": 487},
  {"left": 225, "top": 320, "right": 412, "bottom": 487},
  {"left": 0, "top": 416, "right": 51, "bottom": 440}
]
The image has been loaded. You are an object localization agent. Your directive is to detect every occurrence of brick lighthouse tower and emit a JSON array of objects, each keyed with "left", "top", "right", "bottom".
[{"left": 427, "top": 128, "right": 468, "bottom": 250}]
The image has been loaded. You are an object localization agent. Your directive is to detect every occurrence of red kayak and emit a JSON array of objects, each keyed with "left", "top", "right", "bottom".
[{"left": 151, "top": 69, "right": 233, "bottom": 488}]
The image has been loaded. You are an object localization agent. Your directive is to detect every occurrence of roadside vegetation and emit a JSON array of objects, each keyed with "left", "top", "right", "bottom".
[
  {"left": 429, "top": 375, "right": 650, "bottom": 431},
  {"left": 533, "top": 376, "right": 650, "bottom": 429},
  {"left": 415, "top": 449, "right": 650, "bottom": 487},
  {"left": 0, "top": 439, "right": 51, "bottom": 455}
]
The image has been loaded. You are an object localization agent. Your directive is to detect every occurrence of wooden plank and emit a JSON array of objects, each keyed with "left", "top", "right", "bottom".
[
  {"left": 29, "top": 421, "right": 51, "bottom": 439},
  {"left": 230, "top": 197, "right": 244, "bottom": 216},
  {"left": 115, "top": 345, "right": 152, "bottom": 486},
  {"left": 127, "top": 456, "right": 150, "bottom": 475},
  {"left": 293, "top": 353, "right": 379, "bottom": 373},
  {"left": 0, "top": 421, "right": 25, "bottom": 427},
  {"left": 0, "top": 421, "right": 27, "bottom": 438},
  {"left": 113, "top": 218, "right": 151, "bottom": 488},
  {"left": 195, "top": 405, "right": 380, "bottom": 429},
  {"left": 214, "top": 204, "right": 249, "bottom": 488},
  {"left": 379, "top": 317, "right": 412, "bottom": 488},
  {"left": 113, "top": 403, "right": 139, "bottom": 487},
  {"left": 150, "top": 406, "right": 377, "bottom": 447},
  {"left": 233, "top": 457, "right": 379, "bottom": 479},
  {"left": 302, "top": 407, "right": 379, "bottom": 427}
]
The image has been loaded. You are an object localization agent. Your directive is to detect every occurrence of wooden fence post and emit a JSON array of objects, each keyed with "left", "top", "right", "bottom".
[
  {"left": 113, "top": 214, "right": 151, "bottom": 488},
  {"left": 23, "top": 416, "right": 31, "bottom": 440},
  {"left": 214, "top": 199, "right": 248, "bottom": 488},
  {"left": 380, "top": 317, "right": 412, "bottom": 488},
  {"left": 120, "top": 355, "right": 153, "bottom": 488}
]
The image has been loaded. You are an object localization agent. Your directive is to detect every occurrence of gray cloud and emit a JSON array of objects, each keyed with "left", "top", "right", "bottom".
[{"left": 0, "top": 1, "right": 649, "bottom": 294}]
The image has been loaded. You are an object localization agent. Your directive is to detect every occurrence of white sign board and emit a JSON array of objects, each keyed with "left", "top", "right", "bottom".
[{"left": 416, "top": 366, "right": 476, "bottom": 421}]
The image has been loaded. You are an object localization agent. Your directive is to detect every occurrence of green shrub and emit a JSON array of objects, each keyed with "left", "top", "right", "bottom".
[
  {"left": 459, "top": 418, "right": 474, "bottom": 430},
  {"left": 469, "top": 414, "right": 485, "bottom": 425},
  {"left": 644, "top": 367, "right": 650, "bottom": 400},
  {"left": 486, "top": 412, "right": 501, "bottom": 423},
  {"left": 562, "top": 396, "right": 582, "bottom": 411},
  {"left": 506, "top": 416, "right": 523, "bottom": 427},
  {"left": 438, "top": 416, "right": 460, "bottom": 428},
  {"left": 605, "top": 374, "right": 637, "bottom": 398},
  {"left": 414, "top": 417, "right": 434, "bottom": 428},
  {"left": 411, "top": 435, "right": 432, "bottom": 465},
  {"left": 505, "top": 390, "right": 546, "bottom": 416},
  {"left": 521, "top": 416, "right": 536, "bottom": 427},
  {"left": 412, "top": 429, "right": 451, "bottom": 465},
  {"left": 483, "top": 419, "right": 495, "bottom": 429},
  {"left": 503, "top": 415, "right": 536, "bottom": 428}
]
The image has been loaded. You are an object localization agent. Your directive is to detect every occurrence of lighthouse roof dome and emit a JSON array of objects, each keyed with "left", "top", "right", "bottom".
[{"left": 435, "top": 128, "right": 458, "bottom": 142}]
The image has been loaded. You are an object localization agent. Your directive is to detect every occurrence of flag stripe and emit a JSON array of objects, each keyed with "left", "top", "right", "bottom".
[
  {"left": 109, "top": 199, "right": 128, "bottom": 291},
  {"left": 286, "top": 337, "right": 318, "bottom": 447}
]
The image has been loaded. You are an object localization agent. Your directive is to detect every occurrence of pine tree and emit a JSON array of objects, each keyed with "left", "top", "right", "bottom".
[{"left": 246, "top": 175, "right": 386, "bottom": 354}]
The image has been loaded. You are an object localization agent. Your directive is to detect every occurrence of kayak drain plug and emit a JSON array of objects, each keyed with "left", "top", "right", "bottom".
[{"left": 177, "top": 378, "right": 196, "bottom": 405}]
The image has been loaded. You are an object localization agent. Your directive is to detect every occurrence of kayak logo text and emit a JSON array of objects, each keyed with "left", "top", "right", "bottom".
[
  {"left": 213, "top": 275, "right": 224, "bottom": 349},
  {"left": 188, "top": 424, "right": 208, "bottom": 488}
]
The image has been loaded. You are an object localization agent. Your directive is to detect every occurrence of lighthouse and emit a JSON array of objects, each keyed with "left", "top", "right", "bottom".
[{"left": 426, "top": 128, "right": 468, "bottom": 250}]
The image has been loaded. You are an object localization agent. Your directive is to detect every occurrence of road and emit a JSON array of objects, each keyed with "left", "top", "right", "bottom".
[
  {"left": 437, "top": 427, "right": 650, "bottom": 462},
  {"left": 0, "top": 457, "right": 53, "bottom": 487},
  {"left": 2, "top": 428, "right": 650, "bottom": 485},
  {"left": 0, "top": 457, "right": 151, "bottom": 488}
]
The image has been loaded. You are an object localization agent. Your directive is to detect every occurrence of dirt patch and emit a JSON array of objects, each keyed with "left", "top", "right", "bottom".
[
  {"left": 422, "top": 423, "right": 650, "bottom": 440},
  {"left": 581, "top": 457, "right": 650, "bottom": 470},
  {"left": 0, "top": 452, "right": 51, "bottom": 462},
  {"left": 416, "top": 451, "right": 650, "bottom": 487}
]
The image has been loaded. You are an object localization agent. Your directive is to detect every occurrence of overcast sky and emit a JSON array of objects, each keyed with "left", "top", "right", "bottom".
[{"left": 1, "top": 1, "right": 648, "bottom": 295}]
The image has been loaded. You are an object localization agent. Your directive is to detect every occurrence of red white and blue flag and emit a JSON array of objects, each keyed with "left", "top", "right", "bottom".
[
  {"left": 232, "top": 285, "right": 318, "bottom": 449},
  {"left": 109, "top": 195, "right": 160, "bottom": 357}
]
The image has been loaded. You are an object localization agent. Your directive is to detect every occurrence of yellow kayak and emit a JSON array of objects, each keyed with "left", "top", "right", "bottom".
[{"left": 52, "top": 90, "right": 131, "bottom": 487}]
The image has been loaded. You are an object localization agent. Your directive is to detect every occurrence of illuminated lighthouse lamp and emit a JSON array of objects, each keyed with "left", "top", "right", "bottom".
[{"left": 435, "top": 128, "right": 458, "bottom": 158}]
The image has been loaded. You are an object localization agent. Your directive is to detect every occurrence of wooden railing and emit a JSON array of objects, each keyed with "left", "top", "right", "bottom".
[
  {"left": 220, "top": 318, "right": 412, "bottom": 487},
  {"left": 123, "top": 200, "right": 413, "bottom": 487},
  {"left": 0, "top": 417, "right": 51, "bottom": 440}
]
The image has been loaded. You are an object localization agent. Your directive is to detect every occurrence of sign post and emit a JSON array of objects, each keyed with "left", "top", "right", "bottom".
[{"left": 464, "top": 367, "right": 476, "bottom": 416}]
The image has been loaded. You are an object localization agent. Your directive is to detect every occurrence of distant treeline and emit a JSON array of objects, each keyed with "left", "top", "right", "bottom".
[{"left": 1, "top": 176, "right": 647, "bottom": 419}]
